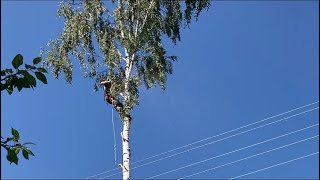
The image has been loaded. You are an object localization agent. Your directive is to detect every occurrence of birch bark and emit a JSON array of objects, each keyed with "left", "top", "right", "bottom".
[
  {"left": 121, "top": 117, "right": 131, "bottom": 180},
  {"left": 121, "top": 46, "right": 133, "bottom": 180}
]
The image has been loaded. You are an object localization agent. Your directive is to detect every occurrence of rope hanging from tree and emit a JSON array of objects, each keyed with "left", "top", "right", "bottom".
[{"left": 111, "top": 108, "right": 117, "bottom": 165}]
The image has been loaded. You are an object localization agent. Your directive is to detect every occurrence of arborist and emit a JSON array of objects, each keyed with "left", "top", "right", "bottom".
[{"left": 100, "top": 79, "right": 124, "bottom": 113}]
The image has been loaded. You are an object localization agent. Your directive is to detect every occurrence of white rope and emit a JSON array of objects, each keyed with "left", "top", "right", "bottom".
[
  {"left": 111, "top": 108, "right": 117, "bottom": 165},
  {"left": 84, "top": 108, "right": 118, "bottom": 180},
  {"left": 144, "top": 124, "right": 319, "bottom": 179},
  {"left": 99, "top": 106, "right": 319, "bottom": 179},
  {"left": 177, "top": 135, "right": 319, "bottom": 180},
  {"left": 84, "top": 101, "right": 318, "bottom": 179},
  {"left": 229, "top": 152, "right": 319, "bottom": 180}
]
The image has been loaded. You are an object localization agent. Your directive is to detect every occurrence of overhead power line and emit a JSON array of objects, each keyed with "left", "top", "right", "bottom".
[
  {"left": 84, "top": 101, "right": 318, "bottom": 179},
  {"left": 228, "top": 152, "right": 319, "bottom": 180},
  {"left": 144, "top": 124, "right": 319, "bottom": 179},
  {"left": 132, "top": 101, "right": 318, "bottom": 165},
  {"left": 177, "top": 135, "right": 319, "bottom": 179},
  {"left": 99, "top": 106, "right": 319, "bottom": 179}
]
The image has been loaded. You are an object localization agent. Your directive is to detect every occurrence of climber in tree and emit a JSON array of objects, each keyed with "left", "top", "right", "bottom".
[
  {"left": 100, "top": 79, "right": 111, "bottom": 102},
  {"left": 100, "top": 80, "right": 123, "bottom": 112}
]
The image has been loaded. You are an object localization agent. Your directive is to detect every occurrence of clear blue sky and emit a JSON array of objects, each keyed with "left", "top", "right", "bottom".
[{"left": 1, "top": 1, "right": 319, "bottom": 179}]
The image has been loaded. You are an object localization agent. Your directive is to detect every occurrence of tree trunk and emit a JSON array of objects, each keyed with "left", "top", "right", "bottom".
[
  {"left": 121, "top": 46, "right": 133, "bottom": 180},
  {"left": 121, "top": 117, "right": 131, "bottom": 180}
]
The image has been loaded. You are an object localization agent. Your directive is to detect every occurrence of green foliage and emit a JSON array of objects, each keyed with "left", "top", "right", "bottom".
[
  {"left": 1, "top": 54, "right": 48, "bottom": 94},
  {"left": 33, "top": 57, "right": 42, "bottom": 65},
  {"left": 11, "top": 128, "right": 20, "bottom": 141},
  {"left": 12, "top": 54, "right": 23, "bottom": 69},
  {"left": 1, "top": 128, "right": 35, "bottom": 165},
  {"left": 35, "top": 72, "right": 48, "bottom": 84},
  {"left": 1, "top": 54, "right": 47, "bottom": 165},
  {"left": 42, "top": 0, "right": 210, "bottom": 113}
]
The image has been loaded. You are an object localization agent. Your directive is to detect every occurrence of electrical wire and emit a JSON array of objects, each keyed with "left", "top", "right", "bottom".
[
  {"left": 99, "top": 107, "right": 319, "bottom": 179},
  {"left": 228, "top": 152, "right": 319, "bottom": 180},
  {"left": 177, "top": 135, "right": 319, "bottom": 179},
  {"left": 144, "top": 124, "right": 319, "bottom": 179},
  {"left": 132, "top": 101, "right": 318, "bottom": 165},
  {"left": 84, "top": 101, "right": 318, "bottom": 179}
]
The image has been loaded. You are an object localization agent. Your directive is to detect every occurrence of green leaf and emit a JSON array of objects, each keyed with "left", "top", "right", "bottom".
[
  {"left": 1, "top": 83, "right": 8, "bottom": 91},
  {"left": 6, "top": 137, "right": 14, "bottom": 142},
  {"left": 21, "top": 77, "right": 31, "bottom": 88},
  {"left": 37, "top": 67, "right": 47, "bottom": 73},
  {"left": 25, "top": 64, "right": 36, "bottom": 70},
  {"left": 20, "top": 70, "right": 36, "bottom": 87},
  {"left": 27, "top": 149, "right": 35, "bottom": 156},
  {"left": 33, "top": 57, "right": 42, "bottom": 65},
  {"left": 23, "top": 147, "right": 34, "bottom": 156},
  {"left": 6, "top": 149, "right": 18, "bottom": 165},
  {"left": 17, "top": 85, "right": 23, "bottom": 92},
  {"left": 12, "top": 54, "right": 23, "bottom": 69},
  {"left": 22, "top": 149, "right": 29, "bottom": 160},
  {"left": 9, "top": 76, "right": 19, "bottom": 91},
  {"left": 16, "top": 79, "right": 24, "bottom": 92},
  {"left": 7, "top": 85, "right": 13, "bottom": 95},
  {"left": 11, "top": 127, "right": 20, "bottom": 141},
  {"left": 35, "top": 72, "right": 47, "bottom": 84},
  {"left": 4, "top": 68, "right": 13, "bottom": 74},
  {"left": 13, "top": 148, "right": 20, "bottom": 155},
  {"left": 1, "top": 71, "right": 5, "bottom": 76}
]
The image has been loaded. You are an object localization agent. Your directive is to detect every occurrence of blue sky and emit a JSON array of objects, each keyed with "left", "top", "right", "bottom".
[{"left": 1, "top": 1, "right": 319, "bottom": 179}]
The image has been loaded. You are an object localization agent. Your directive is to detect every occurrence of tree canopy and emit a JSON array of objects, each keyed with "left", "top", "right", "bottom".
[{"left": 43, "top": 0, "right": 210, "bottom": 115}]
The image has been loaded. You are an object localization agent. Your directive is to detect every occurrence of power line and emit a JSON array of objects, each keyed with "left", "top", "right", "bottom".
[
  {"left": 84, "top": 101, "right": 318, "bottom": 179},
  {"left": 85, "top": 166, "right": 118, "bottom": 180},
  {"left": 144, "top": 124, "right": 319, "bottom": 179},
  {"left": 132, "top": 101, "right": 318, "bottom": 165},
  {"left": 177, "top": 135, "right": 319, "bottom": 180},
  {"left": 100, "top": 107, "right": 319, "bottom": 179},
  {"left": 229, "top": 152, "right": 319, "bottom": 180}
]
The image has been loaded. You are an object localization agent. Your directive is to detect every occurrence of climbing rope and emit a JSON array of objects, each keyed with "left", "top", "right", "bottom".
[{"left": 111, "top": 108, "right": 117, "bottom": 165}]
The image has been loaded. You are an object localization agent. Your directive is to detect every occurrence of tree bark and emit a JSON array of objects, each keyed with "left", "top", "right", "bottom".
[
  {"left": 121, "top": 117, "right": 131, "bottom": 180},
  {"left": 121, "top": 41, "right": 133, "bottom": 180}
]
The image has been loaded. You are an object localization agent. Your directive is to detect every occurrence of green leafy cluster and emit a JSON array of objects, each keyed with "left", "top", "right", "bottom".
[
  {"left": 1, "top": 54, "right": 48, "bottom": 95},
  {"left": 43, "top": 0, "right": 210, "bottom": 112},
  {"left": 1, "top": 128, "right": 35, "bottom": 165},
  {"left": 1, "top": 54, "right": 48, "bottom": 165}
]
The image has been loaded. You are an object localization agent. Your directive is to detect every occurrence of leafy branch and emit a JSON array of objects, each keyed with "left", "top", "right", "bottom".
[
  {"left": 1, "top": 54, "right": 48, "bottom": 165},
  {"left": 1, "top": 128, "right": 35, "bottom": 165},
  {"left": 1, "top": 54, "right": 48, "bottom": 95}
]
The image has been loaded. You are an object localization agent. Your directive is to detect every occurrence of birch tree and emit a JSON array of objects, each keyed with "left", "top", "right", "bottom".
[{"left": 42, "top": 0, "right": 210, "bottom": 179}]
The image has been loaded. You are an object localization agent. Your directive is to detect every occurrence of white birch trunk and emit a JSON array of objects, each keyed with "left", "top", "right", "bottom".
[
  {"left": 119, "top": 33, "right": 133, "bottom": 179},
  {"left": 121, "top": 117, "right": 131, "bottom": 180},
  {"left": 121, "top": 49, "right": 132, "bottom": 180}
]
